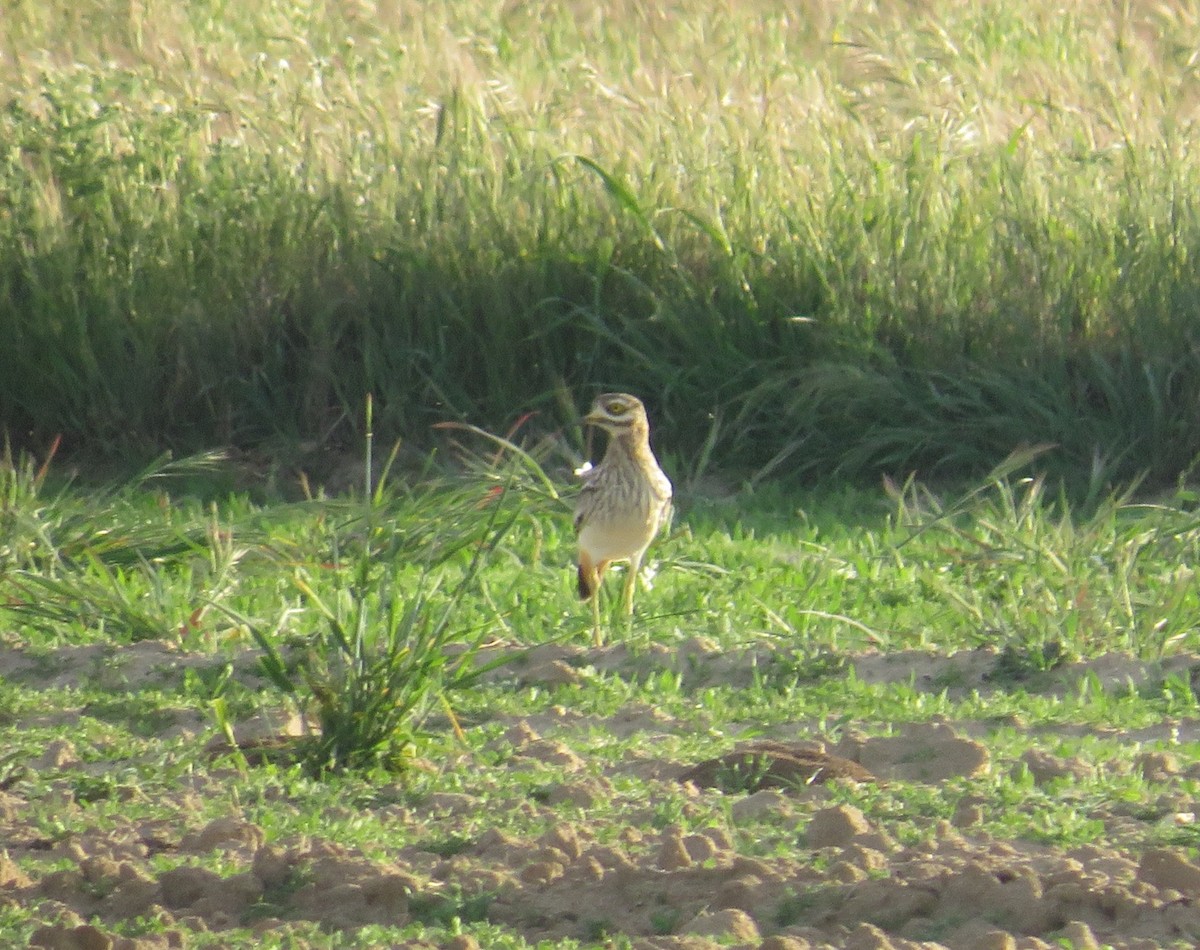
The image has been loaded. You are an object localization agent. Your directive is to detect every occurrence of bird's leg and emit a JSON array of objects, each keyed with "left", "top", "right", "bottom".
[
  {"left": 585, "top": 557, "right": 609, "bottom": 647},
  {"left": 591, "top": 588, "right": 603, "bottom": 647},
  {"left": 621, "top": 552, "right": 643, "bottom": 625},
  {"left": 578, "top": 550, "right": 601, "bottom": 645}
]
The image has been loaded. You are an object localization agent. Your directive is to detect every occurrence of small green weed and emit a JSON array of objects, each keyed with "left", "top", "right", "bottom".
[
  {"left": 408, "top": 888, "right": 493, "bottom": 928},
  {"left": 418, "top": 834, "right": 475, "bottom": 858},
  {"left": 990, "top": 639, "right": 1072, "bottom": 684},
  {"left": 582, "top": 918, "right": 615, "bottom": 942},
  {"left": 762, "top": 649, "right": 850, "bottom": 689},
  {"left": 712, "top": 753, "right": 774, "bottom": 794},
  {"left": 649, "top": 907, "right": 681, "bottom": 935},
  {"left": 775, "top": 889, "right": 817, "bottom": 928}
]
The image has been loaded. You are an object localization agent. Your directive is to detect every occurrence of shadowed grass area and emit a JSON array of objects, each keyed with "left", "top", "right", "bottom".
[{"left": 3, "top": 2, "right": 1200, "bottom": 485}]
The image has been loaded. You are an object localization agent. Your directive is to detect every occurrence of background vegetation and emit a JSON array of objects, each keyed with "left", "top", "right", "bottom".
[
  {"left": 9, "top": 6, "right": 1200, "bottom": 945},
  {"left": 4, "top": 1, "right": 1200, "bottom": 485}
]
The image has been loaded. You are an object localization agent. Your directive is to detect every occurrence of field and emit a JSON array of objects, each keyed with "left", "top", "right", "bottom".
[
  {"left": 7, "top": 1, "right": 1200, "bottom": 948},
  {"left": 4, "top": 442, "right": 1200, "bottom": 949}
]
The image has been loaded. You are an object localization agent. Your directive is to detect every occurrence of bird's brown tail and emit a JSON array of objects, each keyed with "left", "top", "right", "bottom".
[
  {"left": 577, "top": 554, "right": 605, "bottom": 600},
  {"left": 577, "top": 564, "right": 594, "bottom": 600}
]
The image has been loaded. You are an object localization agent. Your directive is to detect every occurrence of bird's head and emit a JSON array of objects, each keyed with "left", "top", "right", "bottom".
[{"left": 583, "top": 392, "right": 650, "bottom": 436}]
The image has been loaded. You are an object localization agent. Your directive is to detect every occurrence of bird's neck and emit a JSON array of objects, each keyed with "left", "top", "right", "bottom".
[{"left": 604, "top": 425, "right": 654, "bottom": 464}]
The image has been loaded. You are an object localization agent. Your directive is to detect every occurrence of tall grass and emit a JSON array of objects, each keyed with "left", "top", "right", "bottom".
[{"left": 3, "top": 2, "right": 1200, "bottom": 485}]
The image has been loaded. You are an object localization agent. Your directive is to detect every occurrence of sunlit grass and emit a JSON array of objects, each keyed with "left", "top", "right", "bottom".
[{"left": 4, "top": 443, "right": 1200, "bottom": 944}]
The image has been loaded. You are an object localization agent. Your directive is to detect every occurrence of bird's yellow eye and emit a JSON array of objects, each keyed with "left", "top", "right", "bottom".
[{"left": 606, "top": 401, "right": 627, "bottom": 415}]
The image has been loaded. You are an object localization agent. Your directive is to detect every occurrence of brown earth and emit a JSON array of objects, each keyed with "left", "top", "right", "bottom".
[{"left": 4, "top": 639, "right": 1200, "bottom": 948}]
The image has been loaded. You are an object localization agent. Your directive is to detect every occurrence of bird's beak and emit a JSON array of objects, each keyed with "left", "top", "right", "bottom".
[{"left": 582, "top": 410, "right": 603, "bottom": 426}]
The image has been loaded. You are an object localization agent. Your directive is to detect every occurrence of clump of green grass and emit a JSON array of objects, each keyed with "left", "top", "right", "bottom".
[
  {"left": 407, "top": 888, "right": 493, "bottom": 929},
  {"left": 889, "top": 451, "right": 1200, "bottom": 661},
  {"left": 216, "top": 400, "right": 527, "bottom": 776},
  {"left": 239, "top": 533, "right": 506, "bottom": 776},
  {"left": 0, "top": 445, "right": 250, "bottom": 642}
]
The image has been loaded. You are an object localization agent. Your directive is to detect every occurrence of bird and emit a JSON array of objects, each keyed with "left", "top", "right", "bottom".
[{"left": 574, "top": 392, "right": 673, "bottom": 645}]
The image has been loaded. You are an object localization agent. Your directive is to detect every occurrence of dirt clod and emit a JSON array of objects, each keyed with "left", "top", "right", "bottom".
[
  {"left": 958, "top": 930, "right": 1015, "bottom": 950},
  {"left": 807, "top": 804, "right": 873, "bottom": 848},
  {"left": 1135, "top": 751, "right": 1179, "bottom": 781},
  {"left": 158, "top": 866, "right": 220, "bottom": 910},
  {"left": 29, "top": 923, "right": 112, "bottom": 950},
  {"left": 855, "top": 724, "right": 989, "bottom": 782},
  {"left": 440, "top": 936, "right": 480, "bottom": 950},
  {"left": 1059, "top": 920, "right": 1101, "bottom": 949},
  {"left": 33, "top": 740, "right": 80, "bottom": 771},
  {"left": 843, "top": 922, "right": 898, "bottom": 950},
  {"left": 759, "top": 937, "right": 812, "bottom": 950},
  {"left": 679, "top": 740, "right": 874, "bottom": 792},
  {"left": 656, "top": 833, "right": 693, "bottom": 871},
  {"left": 1137, "top": 848, "right": 1200, "bottom": 892},
  {"left": 681, "top": 907, "right": 760, "bottom": 940},
  {"left": 1019, "top": 749, "right": 1094, "bottom": 785},
  {"left": 181, "top": 817, "right": 265, "bottom": 855}
]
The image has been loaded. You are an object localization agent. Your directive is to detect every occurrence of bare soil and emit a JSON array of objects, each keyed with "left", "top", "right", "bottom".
[{"left": 5, "top": 639, "right": 1200, "bottom": 949}]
